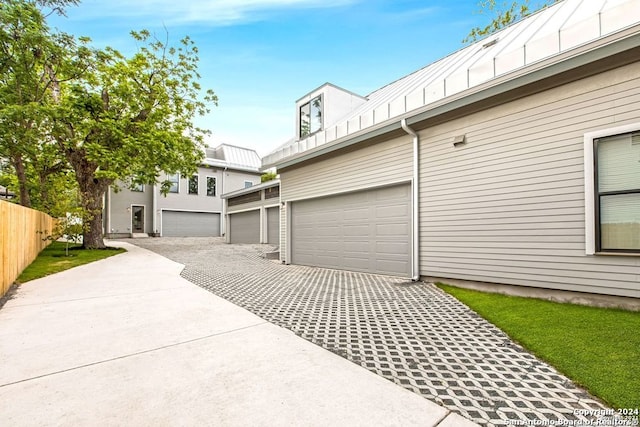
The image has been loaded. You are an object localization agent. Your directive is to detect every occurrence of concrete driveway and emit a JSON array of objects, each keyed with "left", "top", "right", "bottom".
[
  {"left": 0, "top": 241, "right": 473, "bottom": 427},
  {"left": 131, "top": 237, "right": 613, "bottom": 427}
]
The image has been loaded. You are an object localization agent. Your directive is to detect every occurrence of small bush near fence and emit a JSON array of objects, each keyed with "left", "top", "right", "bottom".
[{"left": 1, "top": 200, "right": 57, "bottom": 298}]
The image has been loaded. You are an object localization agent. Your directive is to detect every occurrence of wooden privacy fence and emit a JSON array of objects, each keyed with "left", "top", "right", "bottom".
[{"left": 1, "top": 200, "right": 57, "bottom": 298}]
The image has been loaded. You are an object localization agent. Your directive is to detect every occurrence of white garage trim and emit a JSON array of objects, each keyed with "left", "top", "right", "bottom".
[
  {"left": 282, "top": 178, "right": 411, "bottom": 204},
  {"left": 227, "top": 206, "right": 263, "bottom": 214}
]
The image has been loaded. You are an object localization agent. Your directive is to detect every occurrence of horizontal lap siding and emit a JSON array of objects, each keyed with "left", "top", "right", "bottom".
[
  {"left": 280, "top": 136, "right": 413, "bottom": 262},
  {"left": 227, "top": 199, "right": 273, "bottom": 214},
  {"left": 419, "top": 62, "right": 640, "bottom": 298}
]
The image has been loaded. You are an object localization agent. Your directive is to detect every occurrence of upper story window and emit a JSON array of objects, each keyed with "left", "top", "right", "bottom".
[
  {"left": 206, "top": 177, "right": 216, "bottom": 197},
  {"left": 244, "top": 181, "right": 254, "bottom": 189},
  {"left": 188, "top": 175, "right": 199, "bottom": 195},
  {"left": 300, "top": 95, "right": 322, "bottom": 138},
  {"left": 594, "top": 131, "right": 640, "bottom": 252},
  {"left": 167, "top": 173, "right": 180, "bottom": 193},
  {"left": 129, "top": 175, "right": 144, "bottom": 192}
]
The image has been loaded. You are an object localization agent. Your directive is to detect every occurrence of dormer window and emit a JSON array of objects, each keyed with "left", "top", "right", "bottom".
[{"left": 300, "top": 95, "right": 323, "bottom": 138}]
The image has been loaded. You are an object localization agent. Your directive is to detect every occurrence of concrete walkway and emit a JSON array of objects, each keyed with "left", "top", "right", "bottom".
[{"left": 0, "top": 242, "right": 475, "bottom": 427}]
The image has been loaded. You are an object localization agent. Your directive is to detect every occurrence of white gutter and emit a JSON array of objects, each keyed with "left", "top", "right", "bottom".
[{"left": 401, "top": 118, "right": 420, "bottom": 282}]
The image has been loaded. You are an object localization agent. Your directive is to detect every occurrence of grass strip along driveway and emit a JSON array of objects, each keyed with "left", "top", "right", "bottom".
[
  {"left": 437, "top": 283, "right": 640, "bottom": 411},
  {"left": 16, "top": 241, "right": 125, "bottom": 283}
]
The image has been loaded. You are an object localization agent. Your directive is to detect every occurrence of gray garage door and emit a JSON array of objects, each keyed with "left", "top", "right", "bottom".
[
  {"left": 229, "top": 210, "right": 260, "bottom": 244},
  {"left": 267, "top": 207, "right": 280, "bottom": 245},
  {"left": 162, "top": 211, "right": 220, "bottom": 237},
  {"left": 291, "top": 184, "right": 411, "bottom": 276}
]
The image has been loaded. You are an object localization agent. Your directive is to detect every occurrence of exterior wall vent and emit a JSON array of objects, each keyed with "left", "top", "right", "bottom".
[{"left": 482, "top": 38, "right": 499, "bottom": 48}]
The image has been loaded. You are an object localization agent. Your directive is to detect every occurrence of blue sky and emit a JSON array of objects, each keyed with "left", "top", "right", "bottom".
[{"left": 49, "top": 0, "right": 491, "bottom": 156}]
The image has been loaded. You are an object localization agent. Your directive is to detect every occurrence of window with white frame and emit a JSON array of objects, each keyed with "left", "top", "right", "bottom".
[
  {"left": 167, "top": 173, "right": 179, "bottom": 193},
  {"left": 188, "top": 175, "right": 198, "bottom": 195},
  {"left": 587, "top": 128, "right": 640, "bottom": 253},
  {"left": 206, "top": 176, "right": 216, "bottom": 196},
  {"left": 244, "top": 180, "right": 253, "bottom": 189}
]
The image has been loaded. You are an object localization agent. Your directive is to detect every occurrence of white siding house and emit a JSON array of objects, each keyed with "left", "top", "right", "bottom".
[
  {"left": 263, "top": 0, "right": 640, "bottom": 300},
  {"left": 104, "top": 144, "right": 261, "bottom": 238}
]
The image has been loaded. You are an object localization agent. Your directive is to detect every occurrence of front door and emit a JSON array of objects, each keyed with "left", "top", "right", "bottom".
[{"left": 132, "top": 206, "right": 144, "bottom": 233}]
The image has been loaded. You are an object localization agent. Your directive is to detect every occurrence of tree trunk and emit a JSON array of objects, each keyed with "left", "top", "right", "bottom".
[
  {"left": 66, "top": 150, "right": 110, "bottom": 249},
  {"left": 79, "top": 180, "right": 109, "bottom": 249},
  {"left": 82, "top": 201, "right": 106, "bottom": 249},
  {"left": 12, "top": 153, "right": 31, "bottom": 207}
]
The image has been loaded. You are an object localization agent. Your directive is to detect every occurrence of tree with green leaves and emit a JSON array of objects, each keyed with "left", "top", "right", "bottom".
[
  {"left": 51, "top": 30, "right": 217, "bottom": 248},
  {"left": 261, "top": 170, "right": 277, "bottom": 183},
  {"left": 464, "top": 0, "right": 560, "bottom": 43},
  {"left": 2, "top": 1, "right": 217, "bottom": 249},
  {"left": 0, "top": 0, "right": 80, "bottom": 209}
]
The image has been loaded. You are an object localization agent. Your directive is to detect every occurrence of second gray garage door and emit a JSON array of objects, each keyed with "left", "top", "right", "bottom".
[
  {"left": 291, "top": 184, "right": 411, "bottom": 276},
  {"left": 162, "top": 211, "right": 220, "bottom": 237},
  {"left": 229, "top": 210, "right": 260, "bottom": 243}
]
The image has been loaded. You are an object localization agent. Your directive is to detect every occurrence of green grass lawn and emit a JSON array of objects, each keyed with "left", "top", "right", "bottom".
[
  {"left": 16, "top": 241, "right": 125, "bottom": 283},
  {"left": 437, "top": 283, "right": 640, "bottom": 409}
]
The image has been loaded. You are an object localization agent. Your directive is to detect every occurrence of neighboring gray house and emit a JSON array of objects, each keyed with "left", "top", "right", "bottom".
[
  {"left": 222, "top": 179, "right": 280, "bottom": 244},
  {"left": 0, "top": 185, "right": 16, "bottom": 200},
  {"left": 263, "top": 0, "right": 640, "bottom": 300},
  {"left": 104, "top": 144, "right": 261, "bottom": 238}
]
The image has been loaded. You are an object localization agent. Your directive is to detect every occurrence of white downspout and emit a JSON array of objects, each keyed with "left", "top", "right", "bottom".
[
  {"left": 401, "top": 119, "right": 420, "bottom": 281},
  {"left": 221, "top": 166, "right": 228, "bottom": 236},
  {"left": 105, "top": 187, "right": 111, "bottom": 236},
  {"left": 152, "top": 183, "right": 157, "bottom": 236}
]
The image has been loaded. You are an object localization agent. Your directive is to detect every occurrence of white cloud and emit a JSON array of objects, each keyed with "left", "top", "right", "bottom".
[{"left": 76, "top": 0, "right": 357, "bottom": 26}]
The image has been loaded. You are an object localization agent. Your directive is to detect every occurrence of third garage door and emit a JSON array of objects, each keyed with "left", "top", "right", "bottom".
[{"left": 291, "top": 184, "right": 410, "bottom": 276}]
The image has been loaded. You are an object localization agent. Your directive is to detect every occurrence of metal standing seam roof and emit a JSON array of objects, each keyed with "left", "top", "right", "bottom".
[
  {"left": 263, "top": 0, "right": 640, "bottom": 167},
  {"left": 203, "top": 143, "right": 261, "bottom": 172}
]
